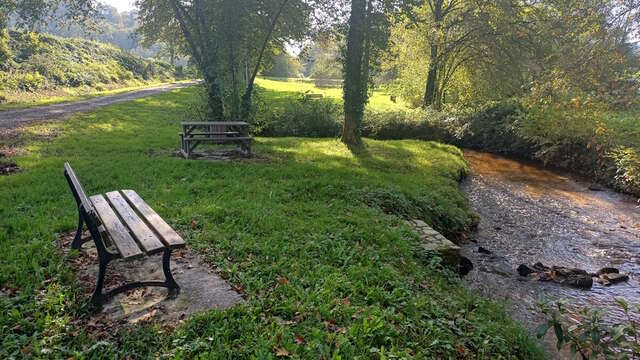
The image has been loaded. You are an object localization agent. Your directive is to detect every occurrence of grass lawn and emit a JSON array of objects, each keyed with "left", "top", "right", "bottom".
[{"left": 0, "top": 86, "right": 542, "bottom": 358}]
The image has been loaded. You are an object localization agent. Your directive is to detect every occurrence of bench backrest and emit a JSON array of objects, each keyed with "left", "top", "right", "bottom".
[{"left": 64, "top": 162, "right": 96, "bottom": 215}]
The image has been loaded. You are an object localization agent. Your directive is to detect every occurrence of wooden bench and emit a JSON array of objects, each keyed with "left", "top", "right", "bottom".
[
  {"left": 64, "top": 162, "right": 185, "bottom": 306},
  {"left": 180, "top": 121, "right": 253, "bottom": 159}
]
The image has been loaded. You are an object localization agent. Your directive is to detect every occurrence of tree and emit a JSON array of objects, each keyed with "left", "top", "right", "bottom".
[
  {"left": 301, "top": 37, "right": 343, "bottom": 79},
  {"left": 385, "top": 0, "right": 530, "bottom": 109},
  {"left": 261, "top": 52, "right": 303, "bottom": 78},
  {"left": 341, "top": 0, "right": 412, "bottom": 146},
  {"left": 136, "top": 9, "right": 185, "bottom": 66},
  {"left": 417, "top": 0, "right": 524, "bottom": 109},
  {"left": 342, "top": 0, "right": 367, "bottom": 147},
  {"left": 136, "top": 0, "right": 311, "bottom": 120},
  {"left": 1, "top": 0, "right": 100, "bottom": 31}
]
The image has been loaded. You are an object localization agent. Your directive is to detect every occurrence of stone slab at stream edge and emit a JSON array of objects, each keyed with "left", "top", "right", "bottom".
[{"left": 405, "top": 219, "right": 461, "bottom": 266}]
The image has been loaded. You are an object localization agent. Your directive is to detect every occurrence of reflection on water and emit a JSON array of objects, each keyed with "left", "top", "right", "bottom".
[{"left": 461, "top": 150, "right": 640, "bottom": 329}]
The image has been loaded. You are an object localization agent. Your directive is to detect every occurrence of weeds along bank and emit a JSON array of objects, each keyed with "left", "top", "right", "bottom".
[
  {"left": 0, "top": 30, "right": 190, "bottom": 106},
  {"left": 251, "top": 91, "right": 640, "bottom": 198}
]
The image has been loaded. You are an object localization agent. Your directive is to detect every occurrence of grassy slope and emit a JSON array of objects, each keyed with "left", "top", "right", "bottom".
[
  {"left": 0, "top": 87, "right": 542, "bottom": 358},
  {"left": 0, "top": 30, "right": 184, "bottom": 109}
]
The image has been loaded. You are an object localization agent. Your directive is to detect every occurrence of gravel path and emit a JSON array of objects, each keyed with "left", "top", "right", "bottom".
[{"left": 0, "top": 81, "right": 199, "bottom": 129}]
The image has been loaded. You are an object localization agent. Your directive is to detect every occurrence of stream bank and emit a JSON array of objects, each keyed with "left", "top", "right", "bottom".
[{"left": 460, "top": 149, "right": 640, "bottom": 332}]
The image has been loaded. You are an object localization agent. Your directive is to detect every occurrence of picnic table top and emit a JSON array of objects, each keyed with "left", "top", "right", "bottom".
[{"left": 181, "top": 121, "right": 249, "bottom": 126}]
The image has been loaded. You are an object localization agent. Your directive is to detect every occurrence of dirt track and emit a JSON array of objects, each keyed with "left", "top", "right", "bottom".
[{"left": 0, "top": 81, "right": 199, "bottom": 129}]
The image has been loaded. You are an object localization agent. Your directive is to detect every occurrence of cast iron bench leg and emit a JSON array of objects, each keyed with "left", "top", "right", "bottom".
[
  {"left": 71, "top": 211, "right": 84, "bottom": 249},
  {"left": 91, "top": 248, "right": 180, "bottom": 307},
  {"left": 71, "top": 208, "right": 94, "bottom": 250}
]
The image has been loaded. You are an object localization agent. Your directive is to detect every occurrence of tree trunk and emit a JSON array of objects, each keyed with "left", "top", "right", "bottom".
[
  {"left": 204, "top": 70, "right": 224, "bottom": 120},
  {"left": 228, "top": 34, "right": 240, "bottom": 120},
  {"left": 241, "top": 0, "right": 289, "bottom": 120},
  {"left": 423, "top": 44, "right": 438, "bottom": 108},
  {"left": 342, "top": 0, "right": 367, "bottom": 147},
  {"left": 422, "top": 0, "right": 443, "bottom": 109}
]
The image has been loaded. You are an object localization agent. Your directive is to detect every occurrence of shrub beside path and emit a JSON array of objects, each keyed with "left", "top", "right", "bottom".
[{"left": 0, "top": 81, "right": 200, "bottom": 129}]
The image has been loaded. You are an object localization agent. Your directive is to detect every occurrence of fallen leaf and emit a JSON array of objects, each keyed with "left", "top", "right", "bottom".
[
  {"left": 457, "top": 344, "right": 468, "bottom": 357},
  {"left": 275, "top": 347, "right": 290, "bottom": 357},
  {"left": 278, "top": 277, "right": 287, "bottom": 285},
  {"left": 294, "top": 335, "right": 306, "bottom": 345}
]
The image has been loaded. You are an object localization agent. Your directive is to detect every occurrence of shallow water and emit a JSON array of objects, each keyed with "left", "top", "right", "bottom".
[{"left": 460, "top": 150, "right": 640, "bottom": 327}]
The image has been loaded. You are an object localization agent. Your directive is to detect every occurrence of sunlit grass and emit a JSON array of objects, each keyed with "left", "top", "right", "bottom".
[{"left": 255, "top": 77, "right": 410, "bottom": 111}]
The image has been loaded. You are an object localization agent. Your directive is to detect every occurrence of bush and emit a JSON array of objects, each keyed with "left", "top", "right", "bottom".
[
  {"left": 15, "top": 71, "right": 45, "bottom": 91},
  {"left": 537, "top": 299, "right": 640, "bottom": 357},
  {"left": 256, "top": 94, "right": 342, "bottom": 137},
  {"left": 361, "top": 108, "right": 452, "bottom": 141},
  {"left": 0, "top": 30, "right": 11, "bottom": 64},
  {"left": 462, "top": 100, "right": 534, "bottom": 157},
  {"left": 609, "top": 146, "right": 640, "bottom": 195}
]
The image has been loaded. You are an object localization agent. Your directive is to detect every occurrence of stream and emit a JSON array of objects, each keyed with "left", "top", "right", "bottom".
[{"left": 460, "top": 150, "right": 640, "bottom": 330}]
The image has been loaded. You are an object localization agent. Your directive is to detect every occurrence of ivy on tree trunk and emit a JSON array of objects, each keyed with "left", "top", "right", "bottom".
[{"left": 342, "top": 0, "right": 368, "bottom": 147}]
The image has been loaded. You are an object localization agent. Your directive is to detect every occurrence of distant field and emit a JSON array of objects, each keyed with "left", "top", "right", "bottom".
[{"left": 255, "top": 77, "right": 410, "bottom": 111}]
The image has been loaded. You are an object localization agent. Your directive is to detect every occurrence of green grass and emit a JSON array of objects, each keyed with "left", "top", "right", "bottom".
[
  {"left": 0, "top": 87, "right": 543, "bottom": 358},
  {"left": 256, "top": 77, "right": 410, "bottom": 111}
]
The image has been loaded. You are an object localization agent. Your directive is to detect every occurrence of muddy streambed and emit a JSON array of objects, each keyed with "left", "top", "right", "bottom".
[{"left": 460, "top": 150, "right": 640, "bottom": 327}]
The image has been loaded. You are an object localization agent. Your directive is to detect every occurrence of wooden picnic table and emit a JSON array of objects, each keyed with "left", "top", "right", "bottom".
[{"left": 180, "top": 121, "right": 253, "bottom": 158}]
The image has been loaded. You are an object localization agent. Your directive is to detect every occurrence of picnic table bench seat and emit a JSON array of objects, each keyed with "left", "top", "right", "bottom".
[
  {"left": 64, "top": 162, "right": 185, "bottom": 306},
  {"left": 180, "top": 121, "right": 253, "bottom": 158}
]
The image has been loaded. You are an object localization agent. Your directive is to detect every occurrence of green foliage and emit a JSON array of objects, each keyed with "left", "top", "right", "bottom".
[
  {"left": 385, "top": 0, "right": 640, "bottom": 113},
  {"left": 609, "top": 147, "right": 640, "bottom": 195},
  {"left": 2, "top": 0, "right": 101, "bottom": 31},
  {"left": 256, "top": 93, "right": 342, "bottom": 137},
  {"left": 537, "top": 299, "right": 640, "bottom": 358},
  {"left": 0, "top": 30, "right": 180, "bottom": 93},
  {"left": 136, "top": 0, "right": 312, "bottom": 119},
  {"left": 0, "top": 87, "right": 542, "bottom": 358},
  {"left": 361, "top": 108, "right": 451, "bottom": 141},
  {"left": 300, "top": 37, "right": 342, "bottom": 79},
  {"left": 261, "top": 53, "right": 303, "bottom": 78}
]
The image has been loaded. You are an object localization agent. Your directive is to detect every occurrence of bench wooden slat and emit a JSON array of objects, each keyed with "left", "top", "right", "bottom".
[
  {"left": 182, "top": 136, "right": 253, "bottom": 141},
  {"left": 180, "top": 132, "right": 240, "bottom": 136},
  {"left": 106, "top": 191, "right": 165, "bottom": 254},
  {"left": 121, "top": 190, "right": 185, "bottom": 249},
  {"left": 181, "top": 121, "right": 249, "bottom": 126},
  {"left": 90, "top": 195, "right": 143, "bottom": 259}
]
